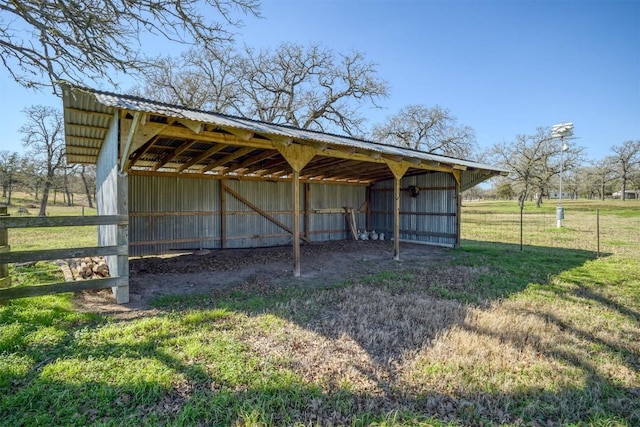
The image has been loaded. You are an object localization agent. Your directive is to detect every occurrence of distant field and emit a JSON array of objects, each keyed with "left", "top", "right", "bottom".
[
  {"left": 1, "top": 192, "right": 98, "bottom": 251},
  {"left": 462, "top": 199, "right": 640, "bottom": 257}
]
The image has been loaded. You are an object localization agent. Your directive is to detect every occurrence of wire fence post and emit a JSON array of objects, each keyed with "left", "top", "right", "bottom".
[
  {"left": 520, "top": 205, "right": 524, "bottom": 251},
  {"left": 596, "top": 208, "right": 600, "bottom": 258}
]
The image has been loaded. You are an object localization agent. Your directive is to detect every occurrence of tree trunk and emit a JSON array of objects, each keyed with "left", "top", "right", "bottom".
[
  {"left": 63, "top": 167, "right": 73, "bottom": 206},
  {"left": 535, "top": 191, "right": 543, "bottom": 208},
  {"left": 80, "top": 166, "right": 94, "bottom": 208},
  {"left": 39, "top": 180, "right": 52, "bottom": 216},
  {"left": 518, "top": 192, "right": 526, "bottom": 210}
]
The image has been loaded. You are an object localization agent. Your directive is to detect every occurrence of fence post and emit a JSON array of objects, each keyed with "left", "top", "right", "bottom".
[
  {"left": 114, "top": 221, "right": 129, "bottom": 304},
  {"left": 0, "top": 206, "right": 10, "bottom": 289},
  {"left": 596, "top": 208, "right": 600, "bottom": 258},
  {"left": 520, "top": 205, "right": 524, "bottom": 251}
]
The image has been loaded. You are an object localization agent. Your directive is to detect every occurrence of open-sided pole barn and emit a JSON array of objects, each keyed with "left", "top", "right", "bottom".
[{"left": 62, "top": 85, "right": 508, "bottom": 303}]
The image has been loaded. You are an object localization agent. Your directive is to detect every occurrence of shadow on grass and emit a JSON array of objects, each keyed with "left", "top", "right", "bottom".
[{"left": 1, "top": 241, "right": 638, "bottom": 426}]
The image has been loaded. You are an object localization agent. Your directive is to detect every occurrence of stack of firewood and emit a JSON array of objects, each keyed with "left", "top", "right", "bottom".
[{"left": 56, "top": 257, "right": 110, "bottom": 281}]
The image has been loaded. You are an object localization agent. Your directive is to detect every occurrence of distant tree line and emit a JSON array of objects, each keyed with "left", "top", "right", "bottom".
[
  {"left": 485, "top": 134, "right": 640, "bottom": 204},
  {"left": 0, "top": 106, "right": 96, "bottom": 215},
  {"left": 0, "top": 146, "right": 96, "bottom": 214}
]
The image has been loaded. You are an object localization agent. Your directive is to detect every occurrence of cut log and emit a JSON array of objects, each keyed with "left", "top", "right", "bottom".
[{"left": 54, "top": 260, "right": 74, "bottom": 282}]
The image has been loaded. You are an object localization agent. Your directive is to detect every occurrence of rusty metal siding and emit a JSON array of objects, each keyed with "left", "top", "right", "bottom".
[{"left": 370, "top": 172, "right": 457, "bottom": 247}]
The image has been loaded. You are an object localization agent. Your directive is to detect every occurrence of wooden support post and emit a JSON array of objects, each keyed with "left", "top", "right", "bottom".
[
  {"left": 113, "top": 173, "right": 129, "bottom": 304},
  {"left": 293, "top": 170, "right": 301, "bottom": 277},
  {"left": 273, "top": 142, "right": 317, "bottom": 278},
  {"left": 220, "top": 179, "right": 227, "bottom": 249},
  {"left": 384, "top": 160, "right": 410, "bottom": 261},
  {"left": 0, "top": 206, "right": 10, "bottom": 290},
  {"left": 393, "top": 176, "right": 401, "bottom": 260},
  {"left": 453, "top": 170, "right": 462, "bottom": 248},
  {"left": 304, "top": 183, "right": 310, "bottom": 240},
  {"left": 115, "top": 222, "right": 129, "bottom": 303},
  {"left": 366, "top": 185, "right": 372, "bottom": 231}
]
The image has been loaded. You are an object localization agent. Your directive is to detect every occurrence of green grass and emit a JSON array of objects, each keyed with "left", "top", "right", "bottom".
[{"left": 1, "top": 198, "right": 638, "bottom": 426}]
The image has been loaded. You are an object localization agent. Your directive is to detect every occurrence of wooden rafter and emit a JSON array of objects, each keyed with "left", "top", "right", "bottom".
[
  {"left": 299, "top": 158, "right": 346, "bottom": 176},
  {"left": 200, "top": 147, "right": 256, "bottom": 173},
  {"left": 151, "top": 139, "right": 199, "bottom": 171},
  {"left": 241, "top": 156, "right": 288, "bottom": 175},
  {"left": 127, "top": 135, "right": 160, "bottom": 167},
  {"left": 223, "top": 150, "right": 277, "bottom": 174},
  {"left": 177, "top": 143, "right": 228, "bottom": 172}
]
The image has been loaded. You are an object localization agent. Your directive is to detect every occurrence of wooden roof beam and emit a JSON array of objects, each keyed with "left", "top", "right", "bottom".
[
  {"left": 241, "top": 156, "right": 288, "bottom": 175},
  {"left": 127, "top": 121, "right": 273, "bottom": 149},
  {"left": 256, "top": 163, "right": 292, "bottom": 177},
  {"left": 313, "top": 160, "right": 385, "bottom": 178},
  {"left": 223, "top": 150, "right": 278, "bottom": 174},
  {"left": 177, "top": 143, "right": 228, "bottom": 172},
  {"left": 177, "top": 119, "right": 204, "bottom": 134},
  {"left": 299, "top": 158, "right": 346, "bottom": 176},
  {"left": 200, "top": 147, "right": 256, "bottom": 173},
  {"left": 223, "top": 127, "right": 255, "bottom": 141},
  {"left": 151, "top": 139, "right": 199, "bottom": 171},
  {"left": 127, "top": 135, "right": 160, "bottom": 167}
]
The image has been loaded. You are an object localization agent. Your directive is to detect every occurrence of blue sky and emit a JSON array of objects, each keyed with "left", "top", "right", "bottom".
[{"left": 1, "top": 0, "right": 638, "bottom": 161}]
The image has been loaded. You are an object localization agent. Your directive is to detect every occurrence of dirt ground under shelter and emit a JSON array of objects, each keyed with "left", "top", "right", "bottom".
[{"left": 76, "top": 240, "right": 454, "bottom": 315}]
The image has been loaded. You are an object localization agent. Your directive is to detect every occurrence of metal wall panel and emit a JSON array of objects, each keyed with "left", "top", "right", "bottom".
[
  {"left": 95, "top": 116, "right": 123, "bottom": 271},
  {"left": 128, "top": 175, "right": 368, "bottom": 255},
  {"left": 308, "top": 183, "right": 366, "bottom": 241},
  {"left": 129, "top": 175, "right": 221, "bottom": 256},
  {"left": 223, "top": 180, "right": 294, "bottom": 248},
  {"left": 370, "top": 172, "right": 457, "bottom": 247}
]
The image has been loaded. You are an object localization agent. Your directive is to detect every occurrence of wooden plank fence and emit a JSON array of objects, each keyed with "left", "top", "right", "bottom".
[
  {"left": 0, "top": 207, "right": 9, "bottom": 289},
  {"left": 0, "top": 213, "right": 129, "bottom": 303}
]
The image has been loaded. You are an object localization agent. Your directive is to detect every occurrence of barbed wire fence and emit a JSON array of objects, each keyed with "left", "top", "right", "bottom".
[{"left": 461, "top": 208, "right": 640, "bottom": 258}]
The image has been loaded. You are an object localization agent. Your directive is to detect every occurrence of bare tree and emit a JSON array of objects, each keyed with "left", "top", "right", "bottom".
[
  {"left": 20, "top": 106, "right": 65, "bottom": 216},
  {"left": 584, "top": 158, "right": 617, "bottom": 200},
  {"left": 610, "top": 140, "right": 640, "bottom": 201},
  {"left": 140, "top": 48, "right": 243, "bottom": 112},
  {"left": 142, "top": 42, "right": 389, "bottom": 136},
  {"left": 0, "top": 151, "right": 21, "bottom": 204},
  {"left": 80, "top": 165, "right": 96, "bottom": 209},
  {"left": 237, "top": 43, "right": 389, "bottom": 135},
  {"left": 0, "top": 0, "right": 260, "bottom": 91},
  {"left": 490, "top": 128, "right": 584, "bottom": 209},
  {"left": 371, "top": 104, "right": 476, "bottom": 158}
]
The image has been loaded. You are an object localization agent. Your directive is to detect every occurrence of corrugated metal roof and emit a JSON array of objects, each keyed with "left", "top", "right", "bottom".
[{"left": 62, "top": 84, "right": 509, "bottom": 182}]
